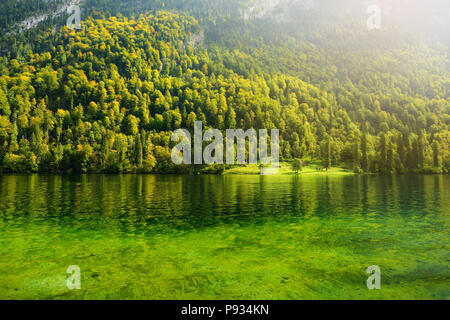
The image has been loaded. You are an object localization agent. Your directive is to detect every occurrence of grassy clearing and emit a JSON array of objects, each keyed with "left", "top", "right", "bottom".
[{"left": 224, "top": 161, "right": 356, "bottom": 176}]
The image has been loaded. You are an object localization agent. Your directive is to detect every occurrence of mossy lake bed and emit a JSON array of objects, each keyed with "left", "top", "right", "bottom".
[{"left": 0, "top": 174, "right": 448, "bottom": 299}]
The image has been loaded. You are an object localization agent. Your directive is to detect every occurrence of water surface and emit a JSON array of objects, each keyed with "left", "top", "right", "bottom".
[{"left": 0, "top": 174, "right": 448, "bottom": 299}]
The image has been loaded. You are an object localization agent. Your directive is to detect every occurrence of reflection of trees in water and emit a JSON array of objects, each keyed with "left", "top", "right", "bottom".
[{"left": 0, "top": 174, "right": 448, "bottom": 235}]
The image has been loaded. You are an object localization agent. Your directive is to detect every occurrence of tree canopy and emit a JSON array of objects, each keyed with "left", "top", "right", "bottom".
[{"left": 0, "top": 2, "right": 448, "bottom": 174}]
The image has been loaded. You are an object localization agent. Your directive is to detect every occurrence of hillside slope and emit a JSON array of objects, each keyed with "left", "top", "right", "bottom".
[{"left": 0, "top": 7, "right": 448, "bottom": 173}]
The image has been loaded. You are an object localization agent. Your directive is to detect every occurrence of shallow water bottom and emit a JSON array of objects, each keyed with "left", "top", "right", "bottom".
[{"left": 0, "top": 174, "right": 448, "bottom": 299}]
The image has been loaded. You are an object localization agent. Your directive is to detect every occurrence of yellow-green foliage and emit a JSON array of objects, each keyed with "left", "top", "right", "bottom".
[{"left": 0, "top": 9, "right": 448, "bottom": 174}]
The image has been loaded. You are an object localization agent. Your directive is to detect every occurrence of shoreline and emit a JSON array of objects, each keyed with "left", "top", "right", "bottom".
[{"left": 0, "top": 166, "right": 447, "bottom": 176}]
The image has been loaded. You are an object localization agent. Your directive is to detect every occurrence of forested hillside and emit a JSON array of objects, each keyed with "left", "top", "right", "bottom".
[{"left": 0, "top": 1, "right": 448, "bottom": 173}]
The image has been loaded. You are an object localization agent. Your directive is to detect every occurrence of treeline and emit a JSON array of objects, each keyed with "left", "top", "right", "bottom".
[{"left": 0, "top": 9, "right": 448, "bottom": 174}]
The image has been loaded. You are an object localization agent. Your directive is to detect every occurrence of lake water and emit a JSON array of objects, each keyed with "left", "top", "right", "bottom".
[{"left": 0, "top": 174, "right": 448, "bottom": 299}]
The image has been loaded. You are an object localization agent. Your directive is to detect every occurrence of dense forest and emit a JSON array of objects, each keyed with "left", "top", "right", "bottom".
[{"left": 0, "top": 0, "right": 448, "bottom": 174}]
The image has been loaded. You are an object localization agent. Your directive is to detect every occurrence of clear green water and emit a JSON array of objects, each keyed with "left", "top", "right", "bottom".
[{"left": 0, "top": 174, "right": 448, "bottom": 300}]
